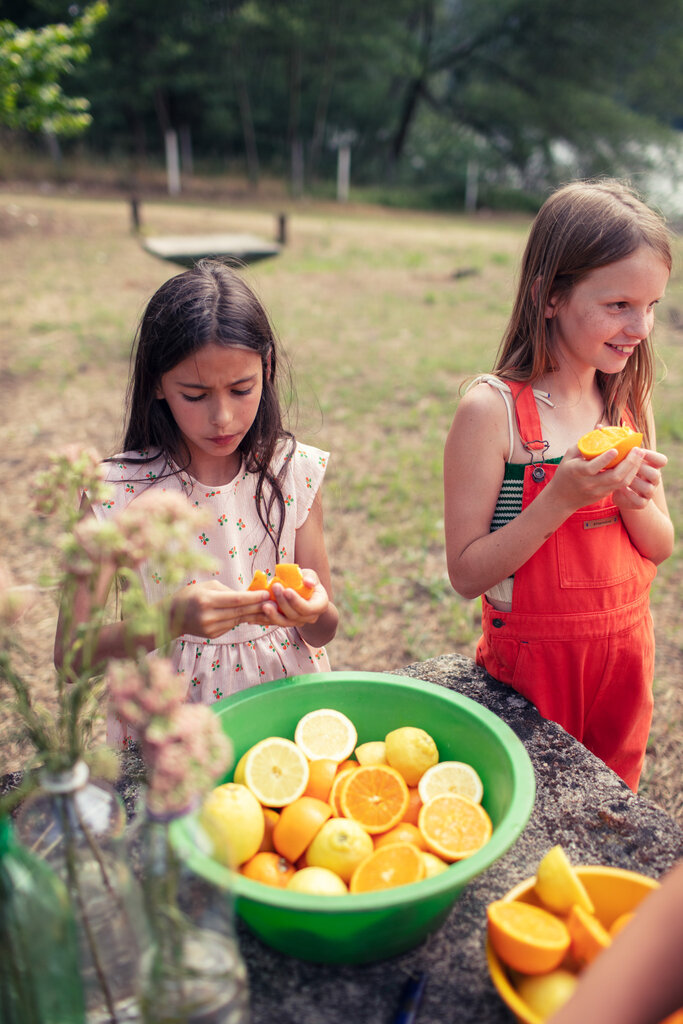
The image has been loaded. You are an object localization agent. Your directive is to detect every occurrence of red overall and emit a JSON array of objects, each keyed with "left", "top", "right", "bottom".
[{"left": 476, "top": 381, "right": 656, "bottom": 791}]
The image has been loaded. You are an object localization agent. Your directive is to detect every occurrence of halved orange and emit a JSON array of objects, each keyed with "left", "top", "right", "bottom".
[
  {"left": 246, "top": 563, "right": 314, "bottom": 602},
  {"left": 418, "top": 793, "right": 492, "bottom": 862},
  {"left": 577, "top": 426, "right": 642, "bottom": 467},
  {"left": 272, "top": 796, "right": 332, "bottom": 863},
  {"left": 349, "top": 841, "right": 426, "bottom": 893},
  {"left": 273, "top": 562, "right": 314, "bottom": 598},
  {"left": 487, "top": 899, "right": 571, "bottom": 975},
  {"left": 329, "top": 765, "right": 358, "bottom": 816},
  {"left": 340, "top": 764, "right": 410, "bottom": 834},
  {"left": 239, "top": 851, "right": 296, "bottom": 888},
  {"left": 567, "top": 904, "right": 611, "bottom": 964}
]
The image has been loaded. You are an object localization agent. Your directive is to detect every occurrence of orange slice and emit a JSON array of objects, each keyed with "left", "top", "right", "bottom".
[
  {"left": 272, "top": 796, "right": 333, "bottom": 863},
  {"left": 418, "top": 793, "right": 492, "bottom": 861},
  {"left": 567, "top": 904, "right": 612, "bottom": 964},
  {"left": 577, "top": 426, "right": 642, "bottom": 467},
  {"left": 340, "top": 764, "right": 410, "bottom": 834},
  {"left": 349, "top": 841, "right": 426, "bottom": 893},
  {"left": 487, "top": 899, "right": 571, "bottom": 974}
]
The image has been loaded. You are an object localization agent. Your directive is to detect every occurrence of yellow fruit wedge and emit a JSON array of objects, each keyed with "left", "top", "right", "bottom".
[
  {"left": 243, "top": 736, "right": 310, "bottom": 807},
  {"left": 534, "top": 845, "right": 595, "bottom": 915}
]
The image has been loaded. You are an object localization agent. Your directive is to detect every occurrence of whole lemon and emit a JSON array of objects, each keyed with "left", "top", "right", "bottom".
[
  {"left": 384, "top": 726, "right": 439, "bottom": 786},
  {"left": 286, "top": 866, "right": 348, "bottom": 896},
  {"left": 199, "top": 782, "right": 265, "bottom": 869},
  {"left": 517, "top": 969, "right": 578, "bottom": 1020},
  {"left": 305, "top": 817, "right": 374, "bottom": 882}
]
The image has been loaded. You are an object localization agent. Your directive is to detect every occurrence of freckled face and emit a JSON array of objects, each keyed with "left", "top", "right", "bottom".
[
  {"left": 547, "top": 245, "right": 670, "bottom": 376},
  {"left": 155, "top": 342, "right": 263, "bottom": 484}
]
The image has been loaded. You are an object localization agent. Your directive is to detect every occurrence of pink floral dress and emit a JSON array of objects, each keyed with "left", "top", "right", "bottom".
[{"left": 92, "top": 440, "right": 331, "bottom": 747}]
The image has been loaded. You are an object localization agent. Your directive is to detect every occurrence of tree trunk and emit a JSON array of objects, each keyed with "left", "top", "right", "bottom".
[
  {"left": 308, "top": 12, "right": 342, "bottom": 184},
  {"left": 233, "top": 45, "right": 260, "bottom": 188},
  {"left": 288, "top": 44, "right": 303, "bottom": 196},
  {"left": 386, "top": 0, "right": 435, "bottom": 178}
]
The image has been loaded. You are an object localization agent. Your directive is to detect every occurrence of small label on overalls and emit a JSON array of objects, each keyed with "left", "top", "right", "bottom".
[{"left": 583, "top": 515, "right": 618, "bottom": 530}]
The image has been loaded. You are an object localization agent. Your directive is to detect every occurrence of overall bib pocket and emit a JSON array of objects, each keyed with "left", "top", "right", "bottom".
[{"left": 556, "top": 506, "right": 637, "bottom": 589}]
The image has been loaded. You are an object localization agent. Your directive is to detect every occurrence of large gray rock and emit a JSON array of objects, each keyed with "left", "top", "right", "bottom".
[
  {"left": 6, "top": 655, "right": 680, "bottom": 1023},
  {"left": 233, "top": 655, "right": 683, "bottom": 1024}
]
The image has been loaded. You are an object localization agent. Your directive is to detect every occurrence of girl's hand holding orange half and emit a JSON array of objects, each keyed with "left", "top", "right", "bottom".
[
  {"left": 543, "top": 444, "right": 645, "bottom": 519},
  {"left": 264, "top": 570, "right": 330, "bottom": 627}
]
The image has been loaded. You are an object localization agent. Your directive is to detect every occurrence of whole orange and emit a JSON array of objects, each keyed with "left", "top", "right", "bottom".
[
  {"left": 240, "top": 851, "right": 296, "bottom": 888},
  {"left": 272, "top": 796, "right": 333, "bottom": 863}
]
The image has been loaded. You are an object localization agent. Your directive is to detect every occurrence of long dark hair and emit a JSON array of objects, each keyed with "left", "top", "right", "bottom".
[
  {"left": 119, "top": 259, "right": 294, "bottom": 552},
  {"left": 493, "top": 179, "right": 672, "bottom": 444}
]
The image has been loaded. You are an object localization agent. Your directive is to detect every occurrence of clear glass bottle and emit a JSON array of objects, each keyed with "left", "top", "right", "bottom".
[
  {"left": 14, "top": 759, "right": 147, "bottom": 1023},
  {"left": 134, "top": 807, "right": 250, "bottom": 1024},
  {"left": 0, "top": 813, "right": 86, "bottom": 1024}
]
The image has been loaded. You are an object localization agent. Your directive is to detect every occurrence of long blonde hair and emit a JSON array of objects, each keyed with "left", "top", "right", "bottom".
[{"left": 493, "top": 179, "right": 672, "bottom": 444}]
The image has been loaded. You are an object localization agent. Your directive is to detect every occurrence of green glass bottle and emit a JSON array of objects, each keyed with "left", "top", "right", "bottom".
[{"left": 0, "top": 813, "right": 86, "bottom": 1024}]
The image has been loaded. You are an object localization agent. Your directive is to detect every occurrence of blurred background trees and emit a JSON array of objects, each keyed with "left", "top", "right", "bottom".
[{"left": 2, "top": 0, "right": 683, "bottom": 210}]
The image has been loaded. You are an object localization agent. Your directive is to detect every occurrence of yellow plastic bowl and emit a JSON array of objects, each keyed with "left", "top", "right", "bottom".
[{"left": 486, "top": 865, "right": 661, "bottom": 1024}]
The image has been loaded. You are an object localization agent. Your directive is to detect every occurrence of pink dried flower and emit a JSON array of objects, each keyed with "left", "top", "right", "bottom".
[
  {"left": 139, "top": 687, "right": 232, "bottom": 817},
  {"left": 106, "top": 658, "right": 187, "bottom": 733}
]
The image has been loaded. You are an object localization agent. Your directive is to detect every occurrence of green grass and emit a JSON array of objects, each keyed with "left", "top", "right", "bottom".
[{"left": 2, "top": 185, "right": 682, "bottom": 816}]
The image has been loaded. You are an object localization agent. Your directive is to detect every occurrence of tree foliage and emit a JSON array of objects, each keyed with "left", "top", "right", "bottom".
[
  {"left": 0, "top": 1, "right": 107, "bottom": 136},
  {"left": 5, "top": 0, "right": 683, "bottom": 192}
]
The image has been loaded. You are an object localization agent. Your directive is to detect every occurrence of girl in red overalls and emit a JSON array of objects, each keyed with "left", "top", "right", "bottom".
[{"left": 444, "top": 179, "right": 673, "bottom": 792}]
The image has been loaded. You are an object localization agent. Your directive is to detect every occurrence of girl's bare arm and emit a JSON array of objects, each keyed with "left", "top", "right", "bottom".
[
  {"left": 444, "top": 386, "right": 651, "bottom": 599},
  {"left": 548, "top": 859, "right": 683, "bottom": 1024}
]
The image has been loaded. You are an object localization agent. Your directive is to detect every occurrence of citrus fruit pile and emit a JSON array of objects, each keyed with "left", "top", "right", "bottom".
[
  {"left": 577, "top": 425, "right": 642, "bottom": 467},
  {"left": 487, "top": 846, "right": 679, "bottom": 1022},
  {"left": 199, "top": 708, "right": 492, "bottom": 897}
]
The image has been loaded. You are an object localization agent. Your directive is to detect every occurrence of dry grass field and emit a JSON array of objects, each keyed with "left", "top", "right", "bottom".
[{"left": 1, "top": 181, "right": 681, "bottom": 823}]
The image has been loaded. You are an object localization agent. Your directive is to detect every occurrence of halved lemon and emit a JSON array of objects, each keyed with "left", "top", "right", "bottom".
[
  {"left": 243, "top": 736, "right": 310, "bottom": 807},
  {"left": 417, "top": 760, "right": 484, "bottom": 805},
  {"left": 294, "top": 708, "right": 358, "bottom": 762}
]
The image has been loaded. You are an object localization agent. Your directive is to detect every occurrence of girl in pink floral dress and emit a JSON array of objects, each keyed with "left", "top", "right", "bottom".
[{"left": 58, "top": 261, "right": 338, "bottom": 747}]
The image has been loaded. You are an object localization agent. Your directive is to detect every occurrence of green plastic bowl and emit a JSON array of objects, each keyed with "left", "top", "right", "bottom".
[{"left": 171, "top": 671, "right": 535, "bottom": 964}]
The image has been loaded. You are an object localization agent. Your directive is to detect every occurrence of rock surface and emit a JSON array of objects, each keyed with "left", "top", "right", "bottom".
[
  {"left": 5, "top": 654, "right": 682, "bottom": 1023},
  {"left": 214, "top": 655, "right": 683, "bottom": 1024}
]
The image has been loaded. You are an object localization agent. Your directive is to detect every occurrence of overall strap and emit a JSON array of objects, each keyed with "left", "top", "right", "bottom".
[{"left": 504, "top": 380, "right": 550, "bottom": 463}]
